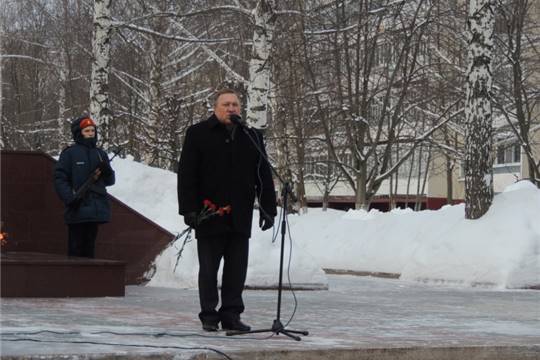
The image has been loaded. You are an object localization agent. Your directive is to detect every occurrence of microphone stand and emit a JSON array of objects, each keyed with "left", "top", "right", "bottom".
[{"left": 226, "top": 119, "right": 309, "bottom": 341}]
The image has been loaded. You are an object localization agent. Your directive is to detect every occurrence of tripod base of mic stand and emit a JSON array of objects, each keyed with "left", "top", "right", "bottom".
[{"left": 226, "top": 320, "right": 308, "bottom": 341}]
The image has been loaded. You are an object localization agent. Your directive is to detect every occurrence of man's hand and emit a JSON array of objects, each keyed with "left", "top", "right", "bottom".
[
  {"left": 184, "top": 212, "right": 199, "bottom": 228},
  {"left": 259, "top": 213, "right": 274, "bottom": 231}
]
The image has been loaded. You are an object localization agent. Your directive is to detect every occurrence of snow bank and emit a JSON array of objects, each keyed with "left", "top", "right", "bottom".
[
  {"left": 108, "top": 156, "right": 539, "bottom": 289},
  {"left": 400, "top": 181, "right": 540, "bottom": 288}
]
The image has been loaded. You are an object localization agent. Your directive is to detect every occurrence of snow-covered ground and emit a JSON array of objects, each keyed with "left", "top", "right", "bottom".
[{"left": 108, "top": 156, "right": 540, "bottom": 290}]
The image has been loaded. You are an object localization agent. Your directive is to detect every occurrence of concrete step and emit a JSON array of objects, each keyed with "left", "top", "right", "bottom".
[{"left": 1, "top": 251, "right": 125, "bottom": 297}]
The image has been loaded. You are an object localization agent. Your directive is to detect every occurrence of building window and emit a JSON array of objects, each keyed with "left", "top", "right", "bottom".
[
  {"left": 513, "top": 143, "right": 521, "bottom": 163},
  {"left": 496, "top": 142, "right": 521, "bottom": 165},
  {"left": 496, "top": 147, "right": 505, "bottom": 164}
]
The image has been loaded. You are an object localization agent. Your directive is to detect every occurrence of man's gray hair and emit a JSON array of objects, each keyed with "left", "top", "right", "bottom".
[{"left": 213, "top": 88, "right": 240, "bottom": 106}]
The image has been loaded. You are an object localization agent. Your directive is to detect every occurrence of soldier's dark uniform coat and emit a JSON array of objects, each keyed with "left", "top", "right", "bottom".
[
  {"left": 177, "top": 114, "right": 277, "bottom": 237},
  {"left": 54, "top": 118, "right": 115, "bottom": 224}
]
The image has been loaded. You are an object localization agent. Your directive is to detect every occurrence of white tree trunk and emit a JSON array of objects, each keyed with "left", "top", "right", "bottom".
[
  {"left": 246, "top": 0, "right": 276, "bottom": 129},
  {"left": 89, "top": 0, "right": 113, "bottom": 147},
  {"left": 464, "top": 0, "right": 495, "bottom": 219}
]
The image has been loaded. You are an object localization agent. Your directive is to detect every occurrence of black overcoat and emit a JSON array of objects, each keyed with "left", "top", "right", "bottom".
[{"left": 177, "top": 114, "right": 277, "bottom": 238}]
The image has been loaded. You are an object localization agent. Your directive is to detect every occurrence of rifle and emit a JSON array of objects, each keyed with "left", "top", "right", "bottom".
[{"left": 71, "top": 147, "right": 122, "bottom": 203}]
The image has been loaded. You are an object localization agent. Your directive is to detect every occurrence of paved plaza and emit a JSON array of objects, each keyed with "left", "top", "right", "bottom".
[{"left": 1, "top": 275, "right": 539, "bottom": 359}]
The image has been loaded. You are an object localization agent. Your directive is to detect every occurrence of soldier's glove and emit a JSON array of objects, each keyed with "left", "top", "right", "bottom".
[
  {"left": 98, "top": 161, "right": 114, "bottom": 177},
  {"left": 68, "top": 196, "right": 82, "bottom": 208}
]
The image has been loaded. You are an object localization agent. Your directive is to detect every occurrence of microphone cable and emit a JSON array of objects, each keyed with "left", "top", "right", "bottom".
[
  {"left": 1, "top": 328, "right": 280, "bottom": 359},
  {"left": 1, "top": 329, "right": 270, "bottom": 340},
  {"left": 243, "top": 124, "right": 300, "bottom": 330},
  {"left": 250, "top": 126, "right": 277, "bottom": 224},
  {"left": 283, "top": 212, "right": 299, "bottom": 328},
  {"left": 1, "top": 336, "right": 234, "bottom": 360}
]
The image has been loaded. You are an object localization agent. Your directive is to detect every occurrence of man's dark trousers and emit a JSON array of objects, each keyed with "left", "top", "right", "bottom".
[
  {"left": 68, "top": 222, "right": 98, "bottom": 258},
  {"left": 197, "top": 232, "right": 249, "bottom": 324}
]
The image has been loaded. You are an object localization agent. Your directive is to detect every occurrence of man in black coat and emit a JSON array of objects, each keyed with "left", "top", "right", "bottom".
[
  {"left": 178, "top": 88, "right": 277, "bottom": 332},
  {"left": 54, "top": 116, "right": 115, "bottom": 258}
]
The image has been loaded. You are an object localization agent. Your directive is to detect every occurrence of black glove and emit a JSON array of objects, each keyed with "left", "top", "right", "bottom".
[
  {"left": 68, "top": 196, "right": 82, "bottom": 208},
  {"left": 184, "top": 212, "right": 199, "bottom": 228},
  {"left": 98, "top": 161, "right": 113, "bottom": 177},
  {"left": 259, "top": 213, "right": 274, "bottom": 231}
]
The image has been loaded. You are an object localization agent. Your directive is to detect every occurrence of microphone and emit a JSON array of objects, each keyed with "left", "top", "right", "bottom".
[{"left": 229, "top": 114, "right": 247, "bottom": 127}]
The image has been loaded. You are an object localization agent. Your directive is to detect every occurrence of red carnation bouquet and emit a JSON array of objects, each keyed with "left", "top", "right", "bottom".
[
  {"left": 199, "top": 199, "right": 232, "bottom": 224},
  {"left": 173, "top": 199, "right": 232, "bottom": 271}
]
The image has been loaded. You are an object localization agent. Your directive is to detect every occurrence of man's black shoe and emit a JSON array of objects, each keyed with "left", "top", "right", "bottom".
[
  {"left": 202, "top": 321, "right": 219, "bottom": 332},
  {"left": 221, "top": 319, "right": 251, "bottom": 332}
]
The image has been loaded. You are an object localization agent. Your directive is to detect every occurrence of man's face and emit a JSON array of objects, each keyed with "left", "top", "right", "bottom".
[
  {"left": 81, "top": 126, "right": 96, "bottom": 138},
  {"left": 214, "top": 93, "right": 240, "bottom": 125}
]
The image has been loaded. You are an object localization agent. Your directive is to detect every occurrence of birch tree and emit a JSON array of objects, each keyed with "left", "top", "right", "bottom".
[
  {"left": 90, "top": 0, "right": 113, "bottom": 148},
  {"left": 246, "top": 0, "right": 276, "bottom": 129},
  {"left": 464, "top": 0, "right": 496, "bottom": 219}
]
